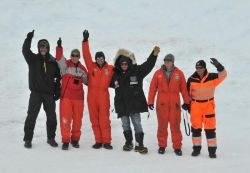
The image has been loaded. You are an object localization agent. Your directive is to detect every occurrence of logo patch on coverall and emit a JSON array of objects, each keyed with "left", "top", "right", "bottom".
[
  {"left": 130, "top": 76, "right": 138, "bottom": 85},
  {"left": 175, "top": 74, "right": 180, "bottom": 80},
  {"left": 115, "top": 80, "right": 119, "bottom": 88},
  {"left": 105, "top": 69, "right": 109, "bottom": 76}
]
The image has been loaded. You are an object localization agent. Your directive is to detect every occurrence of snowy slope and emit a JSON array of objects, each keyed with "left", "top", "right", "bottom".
[{"left": 0, "top": 0, "right": 250, "bottom": 172}]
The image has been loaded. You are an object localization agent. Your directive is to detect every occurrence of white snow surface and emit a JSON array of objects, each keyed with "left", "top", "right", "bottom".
[{"left": 0, "top": 0, "right": 250, "bottom": 172}]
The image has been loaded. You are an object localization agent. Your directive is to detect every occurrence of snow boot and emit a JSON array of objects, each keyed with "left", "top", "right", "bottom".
[
  {"left": 208, "top": 147, "right": 217, "bottom": 159},
  {"left": 174, "top": 149, "right": 182, "bottom": 156},
  {"left": 92, "top": 142, "right": 102, "bottom": 149},
  {"left": 103, "top": 143, "right": 113, "bottom": 150},
  {"left": 158, "top": 147, "right": 165, "bottom": 154},
  {"left": 47, "top": 138, "right": 58, "bottom": 147},
  {"left": 123, "top": 130, "right": 133, "bottom": 151},
  {"left": 191, "top": 146, "right": 201, "bottom": 157},
  {"left": 134, "top": 132, "right": 148, "bottom": 154},
  {"left": 71, "top": 141, "right": 80, "bottom": 148},
  {"left": 24, "top": 140, "right": 32, "bottom": 149},
  {"left": 62, "top": 143, "right": 69, "bottom": 150}
]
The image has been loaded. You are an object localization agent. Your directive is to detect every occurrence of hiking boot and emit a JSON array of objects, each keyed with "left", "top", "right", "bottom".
[
  {"left": 47, "top": 139, "right": 58, "bottom": 147},
  {"left": 174, "top": 149, "right": 182, "bottom": 156},
  {"left": 24, "top": 140, "right": 32, "bottom": 149},
  {"left": 62, "top": 143, "right": 69, "bottom": 150},
  {"left": 158, "top": 147, "right": 165, "bottom": 154},
  {"left": 103, "top": 143, "right": 113, "bottom": 150},
  {"left": 71, "top": 141, "right": 80, "bottom": 148},
  {"left": 92, "top": 142, "right": 102, "bottom": 149},
  {"left": 209, "top": 153, "right": 217, "bottom": 159}
]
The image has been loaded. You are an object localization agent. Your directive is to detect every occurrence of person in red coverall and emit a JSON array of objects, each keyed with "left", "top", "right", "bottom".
[
  {"left": 82, "top": 30, "right": 114, "bottom": 150},
  {"left": 148, "top": 54, "right": 190, "bottom": 155},
  {"left": 56, "top": 38, "right": 88, "bottom": 150}
]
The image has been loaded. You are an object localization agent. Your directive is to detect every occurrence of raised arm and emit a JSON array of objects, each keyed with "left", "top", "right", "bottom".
[
  {"left": 210, "top": 58, "right": 227, "bottom": 87},
  {"left": 139, "top": 46, "right": 160, "bottom": 78},
  {"left": 82, "top": 30, "right": 94, "bottom": 71},
  {"left": 22, "top": 30, "right": 35, "bottom": 64},
  {"left": 55, "top": 38, "right": 67, "bottom": 74}
]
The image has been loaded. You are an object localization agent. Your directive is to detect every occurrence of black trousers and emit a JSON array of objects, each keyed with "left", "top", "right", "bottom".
[{"left": 23, "top": 92, "right": 57, "bottom": 141}]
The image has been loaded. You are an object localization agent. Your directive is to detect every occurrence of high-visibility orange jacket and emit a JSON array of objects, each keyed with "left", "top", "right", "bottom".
[
  {"left": 82, "top": 41, "right": 114, "bottom": 144},
  {"left": 148, "top": 66, "right": 190, "bottom": 149}
]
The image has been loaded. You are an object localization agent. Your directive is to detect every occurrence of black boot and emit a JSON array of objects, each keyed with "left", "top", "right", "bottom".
[
  {"left": 71, "top": 141, "right": 80, "bottom": 148},
  {"left": 174, "top": 149, "right": 182, "bottom": 156},
  {"left": 92, "top": 142, "right": 102, "bottom": 149},
  {"left": 134, "top": 132, "right": 148, "bottom": 154},
  {"left": 208, "top": 147, "right": 217, "bottom": 159},
  {"left": 123, "top": 130, "right": 133, "bottom": 151},
  {"left": 24, "top": 140, "right": 32, "bottom": 149},
  {"left": 62, "top": 143, "right": 69, "bottom": 150},
  {"left": 191, "top": 146, "right": 201, "bottom": 157},
  {"left": 103, "top": 143, "right": 113, "bottom": 150},
  {"left": 158, "top": 147, "right": 165, "bottom": 154},
  {"left": 47, "top": 138, "right": 58, "bottom": 147}
]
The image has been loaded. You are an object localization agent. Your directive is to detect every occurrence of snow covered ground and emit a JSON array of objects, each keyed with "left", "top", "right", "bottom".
[{"left": 0, "top": 0, "right": 250, "bottom": 172}]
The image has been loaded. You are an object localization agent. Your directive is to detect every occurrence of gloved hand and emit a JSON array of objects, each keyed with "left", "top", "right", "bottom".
[
  {"left": 210, "top": 58, "right": 224, "bottom": 72},
  {"left": 57, "top": 37, "right": 62, "bottom": 48},
  {"left": 148, "top": 104, "right": 154, "bottom": 110},
  {"left": 54, "top": 93, "right": 60, "bottom": 101},
  {"left": 182, "top": 103, "right": 190, "bottom": 112},
  {"left": 153, "top": 46, "right": 160, "bottom": 56},
  {"left": 83, "top": 30, "right": 89, "bottom": 42},
  {"left": 27, "top": 30, "right": 34, "bottom": 40}
]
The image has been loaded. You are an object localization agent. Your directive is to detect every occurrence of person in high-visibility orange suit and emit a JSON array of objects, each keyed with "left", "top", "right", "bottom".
[
  {"left": 56, "top": 38, "right": 88, "bottom": 150},
  {"left": 82, "top": 30, "right": 114, "bottom": 150},
  {"left": 187, "top": 58, "right": 227, "bottom": 158},
  {"left": 148, "top": 54, "right": 190, "bottom": 155}
]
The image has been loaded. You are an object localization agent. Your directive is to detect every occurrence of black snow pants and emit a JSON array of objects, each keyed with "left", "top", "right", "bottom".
[{"left": 23, "top": 92, "right": 57, "bottom": 141}]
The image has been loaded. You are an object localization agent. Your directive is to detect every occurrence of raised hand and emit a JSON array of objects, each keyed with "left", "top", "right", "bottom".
[
  {"left": 57, "top": 37, "right": 62, "bottom": 47},
  {"left": 83, "top": 30, "right": 89, "bottom": 41},
  {"left": 27, "top": 30, "right": 34, "bottom": 40},
  {"left": 210, "top": 58, "right": 220, "bottom": 67},
  {"left": 153, "top": 46, "right": 160, "bottom": 56}
]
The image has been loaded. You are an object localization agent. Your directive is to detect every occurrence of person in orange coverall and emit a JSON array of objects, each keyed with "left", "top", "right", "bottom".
[
  {"left": 187, "top": 58, "right": 227, "bottom": 159},
  {"left": 148, "top": 54, "right": 190, "bottom": 155},
  {"left": 82, "top": 30, "right": 114, "bottom": 150},
  {"left": 56, "top": 38, "right": 88, "bottom": 150}
]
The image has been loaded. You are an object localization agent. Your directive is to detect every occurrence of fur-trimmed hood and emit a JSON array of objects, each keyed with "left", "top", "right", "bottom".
[{"left": 114, "top": 48, "right": 137, "bottom": 67}]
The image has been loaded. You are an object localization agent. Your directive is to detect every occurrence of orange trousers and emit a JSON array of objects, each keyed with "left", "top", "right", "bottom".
[
  {"left": 88, "top": 91, "right": 111, "bottom": 144},
  {"left": 156, "top": 103, "right": 182, "bottom": 149},
  {"left": 60, "top": 98, "right": 84, "bottom": 143}
]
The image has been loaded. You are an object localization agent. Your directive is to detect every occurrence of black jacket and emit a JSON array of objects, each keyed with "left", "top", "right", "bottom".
[
  {"left": 22, "top": 38, "right": 61, "bottom": 96},
  {"left": 111, "top": 51, "right": 157, "bottom": 118}
]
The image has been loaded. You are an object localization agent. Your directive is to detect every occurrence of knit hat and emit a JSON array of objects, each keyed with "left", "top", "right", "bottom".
[
  {"left": 71, "top": 49, "right": 80, "bottom": 58},
  {"left": 164, "top": 54, "right": 174, "bottom": 62},
  {"left": 195, "top": 60, "right": 206, "bottom": 68},
  {"left": 37, "top": 39, "right": 50, "bottom": 52},
  {"left": 95, "top": 51, "right": 105, "bottom": 60}
]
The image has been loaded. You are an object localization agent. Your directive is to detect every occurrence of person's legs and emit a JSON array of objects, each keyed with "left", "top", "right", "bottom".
[
  {"left": 71, "top": 99, "right": 84, "bottom": 143},
  {"left": 24, "top": 92, "right": 42, "bottom": 142}
]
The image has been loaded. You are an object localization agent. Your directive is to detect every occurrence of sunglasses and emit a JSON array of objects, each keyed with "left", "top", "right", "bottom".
[
  {"left": 121, "top": 62, "right": 128, "bottom": 66},
  {"left": 96, "top": 57, "right": 104, "bottom": 60},
  {"left": 71, "top": 54, "right": 79, "bottom": 58}
]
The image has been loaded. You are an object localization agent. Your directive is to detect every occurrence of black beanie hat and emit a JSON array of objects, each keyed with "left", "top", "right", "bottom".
[
  {"left": 118, "top": 55, "right": 131, "bottom": 65},
  {"left": 37, "top": 39, "right": 50, "bottom": 52},
  {"left": 95, "top": 51, "right": 105, "bottom": 60},
  {"left": 196, "top": 60, "right": 206, "bottom": 68}
]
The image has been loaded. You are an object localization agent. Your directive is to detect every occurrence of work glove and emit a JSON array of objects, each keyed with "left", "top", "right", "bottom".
[
  {"left": 153, "top": 46, "right": 160, "bottom": 56},
  {"left": 210, "top": 58, "right": 224, "bottom": 72},
  {"left": 27, "top": 30, "right": 34, "bottom": 40},
  {"left": 83, "top": 30, "right": 89, "bottom": 42},
  {"left": 57, "top": 37, "right": 62, "bottom": 48},
  {"left": 148, "top": 104, "right": 154, "bottom": 110},
  {"left": 182, "top": 103, "right": 190, "bottom": 113}
]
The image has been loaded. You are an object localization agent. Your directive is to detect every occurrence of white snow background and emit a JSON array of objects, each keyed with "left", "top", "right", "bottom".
[{"left": 0, "top": 0, "right": 250, "bottom": 172}]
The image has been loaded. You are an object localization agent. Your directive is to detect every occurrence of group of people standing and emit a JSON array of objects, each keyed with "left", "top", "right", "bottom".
[{"left": 22, "top": 30, "right": 227, "bottom": 159}]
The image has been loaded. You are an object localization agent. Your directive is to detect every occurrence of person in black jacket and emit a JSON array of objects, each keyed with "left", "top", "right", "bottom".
[
  {"left": 22, "top": 30, "right": 61, "bottom": 149},
  {"left": 111, "top": 46, "right": 160, "bottom": 154}
]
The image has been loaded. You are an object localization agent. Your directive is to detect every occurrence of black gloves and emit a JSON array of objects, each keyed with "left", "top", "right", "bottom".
[
  {"left": 182, "top": 103, "right": 190, "bottom": 112},
  {"left": 83, "top": 30, "right": 89, "bottom": 42},
  {"left": 57, "top": 37, "right": 62, "bottom": 48},
  {"left": 27, "top": 30, "right": 34, "bottom": 40},
  {"left": 210, "top": 58, "right": 224, "bottom": 72},
  {"left": 148, "top": 104, "right": 154, "bottom": 110}
]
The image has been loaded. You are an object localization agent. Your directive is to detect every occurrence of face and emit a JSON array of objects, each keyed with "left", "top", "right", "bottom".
[
  {"left": 71, "top": 53, "right": 80, "bottom": 64},
  {"left": 196, "top": 67, "right": 205, "bottom": 76},
  {"left": 39, "top": 47, "right": 48, "bottom": 56},
  {"left": 96, "top": 57, "right": 105, "bottom": 66},
  {"left": 164, "top": 60, "right": 174, "bottom": 70},
  {"left": 121, "top": 62, "right": 128, "bottom": 71}
]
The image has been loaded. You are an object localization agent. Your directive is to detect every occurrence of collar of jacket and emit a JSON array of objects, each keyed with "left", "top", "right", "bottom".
[
  {"left": 161, "top": 65, "right": 174, "bottom": 72},
  {"left": 191, "top": 69, "right": 208, "bottom": 81}
]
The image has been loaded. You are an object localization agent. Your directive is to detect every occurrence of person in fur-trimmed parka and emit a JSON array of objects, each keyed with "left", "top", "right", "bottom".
[{"left": 110, "top": 46, "right": 160, "bottom": 154}]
